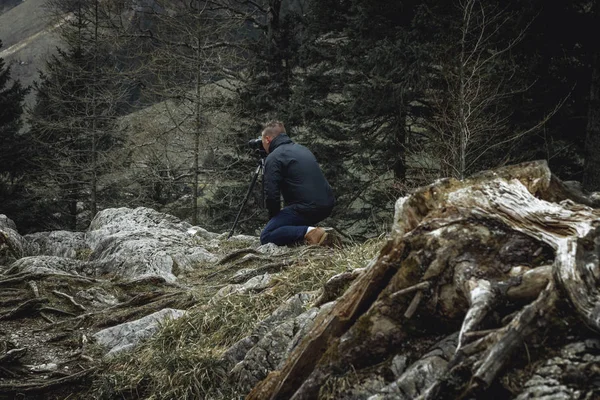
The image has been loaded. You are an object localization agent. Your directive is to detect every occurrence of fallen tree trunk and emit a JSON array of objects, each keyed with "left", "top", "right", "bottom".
[{"left": 247, "top": 160, "right": 600, "bottom": 400}]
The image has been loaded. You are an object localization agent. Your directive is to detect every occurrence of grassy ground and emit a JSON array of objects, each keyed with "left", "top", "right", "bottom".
[{"left": 87, "top": 238, "right": 386, "bottom": 400}]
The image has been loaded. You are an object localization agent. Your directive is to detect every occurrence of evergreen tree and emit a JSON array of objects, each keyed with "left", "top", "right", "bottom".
[
  {"left": 290, "top": 0, "right": 428, "bottom": 237},
  {"left": 30, "top": 0, "right": 128, "bottom": 229},
  {"left": 0, "top": 39, "right": 29, "bottom": 177},
  {"left": 0, "top": 39, "right": 39, "bottom": 232}
]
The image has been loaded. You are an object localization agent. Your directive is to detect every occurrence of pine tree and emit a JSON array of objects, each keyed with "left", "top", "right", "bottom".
[
  {"left": 0, "top": 39, "right": 29, "bottom": 177},
  {"left": 30, "top": 0, "right": 128, "bottom": 229},
  {"left": 290, "top": 0, "right": 428, "bottom": 237}
]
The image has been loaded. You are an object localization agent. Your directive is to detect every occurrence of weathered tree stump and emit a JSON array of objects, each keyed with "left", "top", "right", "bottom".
[{"left": 247, "top": 161, "right": 600, "bottom": 400}]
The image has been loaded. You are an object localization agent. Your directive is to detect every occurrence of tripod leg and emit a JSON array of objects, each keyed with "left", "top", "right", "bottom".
[{"left": 228, "top": 164, "right": 262, "bottom": 239}]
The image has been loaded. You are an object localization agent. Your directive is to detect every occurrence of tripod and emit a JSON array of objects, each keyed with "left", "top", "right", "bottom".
[{"left": 228, "top": 156, "right": 265, "bottom": 238}]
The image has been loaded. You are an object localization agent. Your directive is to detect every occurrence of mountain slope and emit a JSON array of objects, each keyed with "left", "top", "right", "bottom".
[{"left": 0, "top": 0, "right": 58, "bottom": 104}]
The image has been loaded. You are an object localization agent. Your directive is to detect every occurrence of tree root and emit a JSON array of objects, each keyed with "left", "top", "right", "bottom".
[
  {"left": 247, "top": 161, "right": 600, "bottom": 400},
  {"left": 0, "top": 272, "right": 98, "bottom": 287},
  {"left": 0, "top": 367, "right": 95, "bottom": 394},
  {"left": 0, "top": 298, "right": 49, "bottom": 320},
  {"left": 229, "top": 260, "right": 293, "bottom": 284},
  {"left": 216, "top": 248, "right": 260, "bottom": 265},
  {"left": 0, "top": 348, "right": 27, "bottom": 365},
  {"left": 52, "top": 290, "right": 87, "bottom": 312},
  {"left": 39, "top": 307, "right": 78, "bottom": 317},
  {"left": 457, "top": 279, "right": 497, "bottom": 351}
]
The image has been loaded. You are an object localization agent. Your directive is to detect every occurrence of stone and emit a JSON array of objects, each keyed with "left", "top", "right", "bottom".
[
  {"left": 368, "top": 334, "right": 458, "bottom": 400},
  {"left": 23, "top": 231, "right": 91, "bottom": 260},
  {"left": 187, "top": 226, "right": 221, "bottom": 240},
  {"left": 256, "top": 243, "right": 290, "bottom": 256},
  {"left": 222, "top": 293, "right": 314, "bottom": 368},
  {"left": 93, "top": 308, "right": 187, "bottom": 357},
  {"left": 76, "top": 287, "right": 119, "bottom": 307},
  {"left": 231, "top": 302, "right": 334, "bottom": 392},
  {"left": 86, "top": 207, "right": 217, "bottom": 282},
  {"left": 9, "top": 256, "right": 86, "bottom": 276},
  {"left": 0, "top": 214, "right": 27, "bottom": 264},
  {"left": 25, "top": 231, "right": 88, "bottom": 259},
  {"left": 0, "top": 215, "right": 17, "bottom": 231},
  {"left": 213, "top": 274, "right": 273, "bottom": 301}
]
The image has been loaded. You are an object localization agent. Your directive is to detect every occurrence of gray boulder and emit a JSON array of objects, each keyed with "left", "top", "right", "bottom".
[
  {"left": 223, "top": 293, "right": 314, "bottom": 368},
  {"left": 9, "top": 256, "right": 87, "bottom": 275},
  {"left": 25, "top": 231, "right": 88, "bottom": 259},
  {"left": 93, "top": 308, "right": 187, "bottom": 357},
  {"left": 368, "top": 334, "right": 458, "bottom": 400},
  {"left": 0, "top": 214, "right": 27, "bottom": 264},
  {"left": 86, "top": 207, "right": 217, "bottom": 282},
  {"left": 230, "top": 301, "right": 335, "bottom": 392}
]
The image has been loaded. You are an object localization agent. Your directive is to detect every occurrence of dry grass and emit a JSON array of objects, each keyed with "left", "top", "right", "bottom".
[{"left": 90, "top": 238, "right": 386, "bottom": 400}]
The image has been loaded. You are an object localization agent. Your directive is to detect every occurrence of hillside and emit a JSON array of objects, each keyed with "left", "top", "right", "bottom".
[
  {"left": 1, "top": 161, "right": 600, "bottom": 399},
  {"left": 0, "top": 0, "right": 59, "bottom": 105}
]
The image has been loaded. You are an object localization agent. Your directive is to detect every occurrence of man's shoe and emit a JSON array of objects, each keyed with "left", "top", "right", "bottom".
[
  {"left": 321, "top": 230, "right": 343, "bottom": 248},
  {"left": 305, "top": 227, "right": 328, "bottom": 245}
]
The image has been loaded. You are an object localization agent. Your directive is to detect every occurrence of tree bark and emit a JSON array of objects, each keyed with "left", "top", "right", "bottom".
[{"left": 247, "top": 160, "right": 600, "bottom": 400}]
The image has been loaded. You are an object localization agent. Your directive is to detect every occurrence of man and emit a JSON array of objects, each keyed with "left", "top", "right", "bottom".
[{"left": 259, "top": 121, "right": 337, "bottom": 246}]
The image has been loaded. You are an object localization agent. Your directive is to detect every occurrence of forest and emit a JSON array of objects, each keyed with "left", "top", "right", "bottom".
[{"left": 1, "top": 0, "right": 599, "bottom": 239}]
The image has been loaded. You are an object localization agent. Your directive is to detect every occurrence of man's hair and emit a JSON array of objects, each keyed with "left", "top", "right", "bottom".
[{"left": 262, "top": 120, "right": 286, "bottom": 138}]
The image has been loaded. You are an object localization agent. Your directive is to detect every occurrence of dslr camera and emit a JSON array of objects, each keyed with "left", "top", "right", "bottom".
[{"left": 248, "top": 137, "right": 267, "bottom": 157}]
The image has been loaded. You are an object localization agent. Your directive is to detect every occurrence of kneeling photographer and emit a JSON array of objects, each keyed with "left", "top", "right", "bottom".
[{"left": 258, "top": 121, "right": 338, "bottom": 247}]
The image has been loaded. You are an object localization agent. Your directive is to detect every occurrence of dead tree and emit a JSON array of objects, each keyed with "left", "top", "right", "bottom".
[{"left": 246, "top": 160, "right": 600, "bottom": 399}]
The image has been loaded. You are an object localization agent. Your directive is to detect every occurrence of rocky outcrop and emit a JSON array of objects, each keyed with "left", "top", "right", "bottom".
[
  {"left": 4, "top": 161, "right": 600, "bottom": 400},
  {"left": 223, "top": 293, "right": 315, "bottom": 369},
  {"left": 515, "top": 340, "right": 600, "bottom": 400},
  {"left": 85, "top": 207, "right": 218, "bottom": 282},
  {"left": 25, "top": 231, "right": 88, "bottom": 259},
  {"left": 231, "top": 302, "right": 335, "bottom": 392},
  {"left": 2, "top": 207, "right": 221, "bottom": 282}
]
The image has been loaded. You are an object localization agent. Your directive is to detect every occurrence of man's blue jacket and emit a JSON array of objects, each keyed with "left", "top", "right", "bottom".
[{"left": 263, "top": 134, "right": 335, "bottom": 220}]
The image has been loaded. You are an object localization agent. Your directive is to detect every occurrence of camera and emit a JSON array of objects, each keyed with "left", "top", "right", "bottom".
[
  {"left": 248, "top": 137, "right": 263, "bottom": 150},
  {"left": 248, "top": 137, "right": 267, "bottom": 158}
]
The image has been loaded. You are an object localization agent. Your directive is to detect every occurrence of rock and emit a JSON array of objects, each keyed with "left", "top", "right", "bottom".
[
  {"left": 0, "top": 215, "right": 17, "bottom": 231},
  {"left": 27, "top": 363, "right": 58, "bottom": 373},
  {"left": 3, "top": 207, "right": 225, "bottom": 282},
  {"left": 187, "top": 226, "right": 220, "bottom": 240},
  {"left": 368, "top": 334, "right": 458, "bottom": 400},
  {"left": 223, "top": 293, "right": 314, "bottom": 368},
  {"left": 0, "top": 214, "right": 27, "bottom": 264},
  {"left": 226, "top": 234, "right": 260, "bottom": 247},
  {"left": 76, "top": 287, "right": 119, "bottom": 307},
  {"left": 256, "top": 243, "right": 290, "bottom": 256},
  {"left": 515, "top": 340, "right": 600, "bottom": 400},
  {"left": 213, "top": 273, "right": 273, "bottom": 300},
  {"left": 86, "top": 207, "right": 217, "bottom": 282},
  {"left": 93, "top": 308, "right": 187, "bottom": 357},
  {"left": 8, "top": 256, "right": 87, "bottom": 275},
  {"left": 25, "top": 231, "right": 88, "bottom": 259},
  {"left": 231, "top": 302, "right": 334, "bottom": 392}
]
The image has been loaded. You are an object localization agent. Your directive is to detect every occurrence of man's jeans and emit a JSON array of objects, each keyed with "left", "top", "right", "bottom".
[{"left": 260, "top": 206, "right": 331, "bottom": 246}]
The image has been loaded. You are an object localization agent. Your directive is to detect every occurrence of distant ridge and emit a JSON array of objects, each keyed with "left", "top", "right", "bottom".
[
  {"left": 0, "top": 0, "right": 21, "bottom": 16},
  {"left": 0, "top": 0, "right": 58, "bottom": 105}
]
